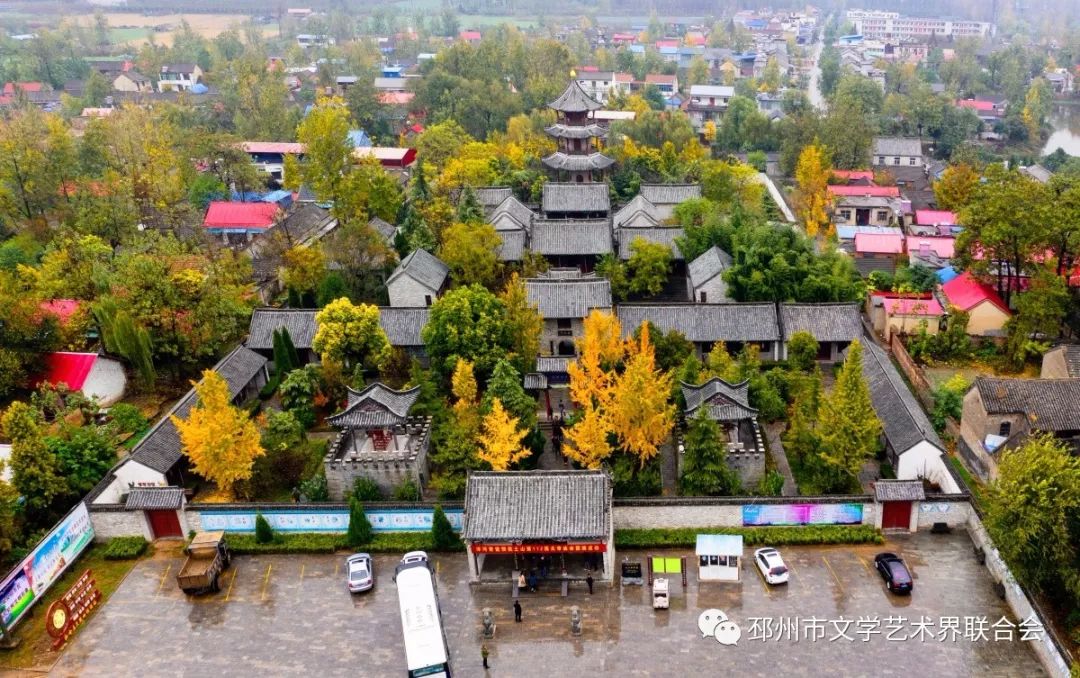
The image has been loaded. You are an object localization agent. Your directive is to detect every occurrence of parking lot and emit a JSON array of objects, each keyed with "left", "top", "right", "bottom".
[{"left": 50, "top": 531, "right": 1044, "bottom": 677}]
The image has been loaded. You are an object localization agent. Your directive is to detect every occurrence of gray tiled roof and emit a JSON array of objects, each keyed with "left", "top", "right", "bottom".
[
  {"left": 462, "top": 470, "right": 611, "bottom": 541},
  {"left": 489, "top": 196, "right": 534, "bottom": 229},
  {"left": 687, "top": 246, "right": 732, "bottom": 288},
  {"left": 536, "top": 356, "right": 572, "bottom": 373},
  {"left": 975, "top": 378, "right": 1080, "bottom": 431},
  {"left": 612, "top": 195, "right": 662, "bottom": 229},
  {"left": 616, "top": 303, "right": 780, "bottom": 343},
  {"left": 541, "top": 152, "right": 616, "bottom": 172},
  {"left": 874, "top": 480, "right": 926, "bottom": 502},
  {"left": 523, "top": 373, "right": 548, "bottom": 389},
  {"left": 530, "top": 220, "right": 613, "bottom": 255},
  {"left": 125, "top": 486, "right": 184, "bottom": 510},
  {"left": 873, "top": 136, "right": 922, "bottom": 157},
  {"left": 861, "top": 341, "right": 943, "bottom": 455},
  {"left": 386, "top": 249, "right": 449, "bottom": 292},
  {"left": 496, "top": 230, "right": 526, "bottom": 261},
  {"left": 379, "top": 307, "right": 429, "bottom": 346},
  {"left": 247, "top": 308, "right": 318, "bottom": 350},
  {"left": 544, "top": 123, "right": 608, "bottom": 139},
  {"left": 473, "top": 186, "right": 514, "bottom": 207},
  {"left": 548, "top": 80, "right": 604, "bottom": 113},
  {"left": 639, "top": 184, "right": 701, "bottom": 205},
  {"left": 616, "top": 227, "right": 684, "bottom": 260},
  {"left": 682, "top": 378, "right": 757, "bottom": 421},
  {"left": 1047, "top": 345, "right": 1080, "bottom": 378},
  {"left": 368, "top": 216, "right": 397, "bottom": 241},
  {"left": 779, "top": 303, "right": 863, "bottom": 342},
  {"left": 329, "top": 383, "right": 421, "bottom": 428},
  {"left": 129, "top": 346, "right": 267, "bottom": 474},
  {"left": 525, "top": 278, "right": 612, "bottom": 318},
  {"left": 542, "top": 183, "right": 610, "bottom": 214},
  {"left": 280, "top": 204, "right": 335, "bottom": 243}
]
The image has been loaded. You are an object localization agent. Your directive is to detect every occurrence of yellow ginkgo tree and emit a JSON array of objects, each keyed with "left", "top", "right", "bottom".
[
  {"left": 477, "top": 399, "right": 530, "bottom": 471},
  {"left": 608, "top": 323, "right": 675, "bottom": 467},
  {"left": 172, "top": 370, "right": 264, "bottom": 498}
]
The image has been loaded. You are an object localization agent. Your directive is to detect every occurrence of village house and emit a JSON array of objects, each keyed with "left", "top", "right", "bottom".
[
  {"left": 853, "top": 231, "right": 904, "bottom": 276},
  {"left": 686, "top": 246, "right": 733, "bottom": 303},
  {"left": 778, "top": 303, "right": 862, "bottom": 362},
  {"left": 871, "top": 137, "right": 923, "bottom": 167},
  {"left": 386, "top": 249, "right": 449, "bottom": 308},
  {"left": 959, "top": 377, "right": 1080, "bottom": 480},
  {"left": 573, "top": 71, "right": 632, "bottom": 104},
  {"left": 36, "top": 352, "right": 127, "bottom": 406},
  {"left": 323, "top": 383, "right": 432, "bottom": 499},
  {"left": 203, "top": 201, "right": 281, "bottom": 245},
  {"left": 828, "top": 185, "right": 902, "bottom": 227},
  {"left": 861, "top": 342, "right": 960, "bottom": 493},
  {"left": 246, "top": 307, "right": 431, "bottom": 363},
  {"left": 157, "top": 63, "right": 204, "bottom": 92},
  {"left": 638, "top": 184, "right": 702, "bottom": 220},
  {"left": 87, "top": 346, "right": 269, "bottom": 538},
  {"left": 525, "top": 273, "right": 613, "bottom": 357},
  {"left": 870, "top": 296, "right": 944, "bottom": 343},
  {"left": 112, "top": 71, "right": 152, "bottom": 93},
  {"left": 617, "top": 302, "right": 782, "bottom": 359},
  {"left": 939, "top": 272, "right": 1011, "bottom": 337},
  {"left": 1040, "top": 345, "right": 1080, "bottom": 379},
  {"left": 686, "top": 85, "right": 734, "bottom": 131}
]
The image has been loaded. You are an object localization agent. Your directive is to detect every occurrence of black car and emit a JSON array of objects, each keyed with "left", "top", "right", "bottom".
[{"left": 874, "top": 552, "right": 913, "bottom": 594}]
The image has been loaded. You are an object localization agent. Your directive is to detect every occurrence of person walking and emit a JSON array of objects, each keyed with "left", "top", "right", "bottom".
[
  {"left": 481, "top": 643, "right": 490, "bottom": 669},
  {"left": 513, "top": 599, "right": 522, "bottom": 622},
  {"left": 586, "top": 573, "right": 594, "bottom": 595}
]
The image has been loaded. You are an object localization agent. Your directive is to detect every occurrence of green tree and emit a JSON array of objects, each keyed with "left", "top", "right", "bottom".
[
  {"left": 2, "top": 401, "right": 67, "bottom": 518},
  {"left": 985, "top": 434, "right": 1080, "bottom": 607},
  {"left": 347, "top": 498, "right": 374, "bottom": 547},
  {"left": 351, "top": 476, "right": 384, "bottom": 502},
  {"left": 313, "top": 298, "right": 390, "bottom": 371},
  {"left": 455, "top": 186, "right": 484, "bottom": 224},
  {"left": 786, "top": 331, "right": 820, "bottom": 373},
  {"left": 482, "top": 360, "right": 536, "bottom": 431},
  {"left": 687, "top": 56, "right": 710, "bottom": 86},
  {"left": 44, "top": 425, "right": 117, "bottom": 497},
  {"left": 499, "top": 273, "right": 542, "bottom": 374},
  {"left": 439, "top": 222, "right": 502, "bottom": 289},
  {"left": 280, "top": 367, "right": 319, "bottom": 428},
  {"left": 816, "top": 341, "right": 881, "bottom": 491},
  {"left": 421, "top": 284, "right": 513, "bottom": 380},
  {"left": 431, "top": 505, "right": 460, "bottom": 550},
  {"left": 626, "top": 239, "right": 673, "bottom": 297},
  {"left": 255, "top": 513, "right": 275, "bottom": 544},
  {"left": 1004, "top": 268, "right": 1069, "bottom": 369},
  {"left": 680, "top": 409, "right": 741, "bottom": 496}
]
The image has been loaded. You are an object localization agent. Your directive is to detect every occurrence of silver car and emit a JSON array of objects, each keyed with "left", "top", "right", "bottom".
[{"left": 346, "top": 553, "right": 374, "bottom": 593}]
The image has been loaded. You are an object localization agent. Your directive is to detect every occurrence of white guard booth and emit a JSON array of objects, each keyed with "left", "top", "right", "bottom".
[{"left": 696, "top": 534, "right": 743, "bottom": 582}]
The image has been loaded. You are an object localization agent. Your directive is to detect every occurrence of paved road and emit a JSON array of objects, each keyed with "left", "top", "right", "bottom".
[
  {"left": 807, "top": 37, "right": 827, "bottom": 110},
  {"left": 51, "top": 532, "right": 1044, "bottom": 677}
]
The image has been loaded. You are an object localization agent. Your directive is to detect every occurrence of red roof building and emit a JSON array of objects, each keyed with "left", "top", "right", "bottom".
[
  {"left": 941, "top": 272, "right": 1011, "bottom": 336},
  {"left": 36, "top": 352, "right": 127, "bottom": 404},
  {"left": 203, "top": 201, "right": 280, "bottom": 232},
  {"left": 956, "top": 99, "right": 995, "bottom": 112},
  {"left": 855, "top": 232, "right": 905, "bottom": 254},
  {"left": 914, "top": 209, "right": 957, "bottom": 225},
  {"left": 884, "top": 298, "right": 944, "bottom": 316},
  {"left": 828, "top": 185, "right": 901, "bottom": 198},
  {"left": 459, "top": 30, "right": 482, "bottom": 42}
]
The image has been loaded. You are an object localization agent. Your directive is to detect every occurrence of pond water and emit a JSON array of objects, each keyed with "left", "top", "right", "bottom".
[{"left": 1042, "top": 104, "right": 1080, "bottom": 156}]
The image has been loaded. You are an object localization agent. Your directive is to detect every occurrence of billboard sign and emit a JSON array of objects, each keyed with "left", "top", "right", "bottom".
[
  {"left": 0, "top": 502, "right": 94, "bottom": 628},
  {"left": 198, "top": 507, "right": 464, "bottom": 533},
  {"left": 741, "top": 503, "right": 864, "bottom": 526}
]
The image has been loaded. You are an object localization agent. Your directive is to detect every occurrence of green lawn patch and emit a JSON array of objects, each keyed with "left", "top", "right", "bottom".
[
  {"left": 948, "top": 456, "right": 986, "bottom": 511},
  {"left": 615, "top": 525, "right": 884, "bottom": 549},
  {"left": 0, "top": 543, "right": 147, "bottom": 671}
]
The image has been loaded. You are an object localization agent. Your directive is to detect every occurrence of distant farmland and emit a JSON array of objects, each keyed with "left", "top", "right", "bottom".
[{"left": 67, "top": 12, "right": 275, "bottom": 47}]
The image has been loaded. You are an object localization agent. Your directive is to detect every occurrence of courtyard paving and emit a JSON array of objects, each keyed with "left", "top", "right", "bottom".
[{"left": 49, "top": 531, "right": 1044, "bottom": 677}]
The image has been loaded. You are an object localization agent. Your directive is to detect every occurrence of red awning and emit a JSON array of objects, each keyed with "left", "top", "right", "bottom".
[{"left": 470, "top": 542, "right": 606, "bottom": 554}]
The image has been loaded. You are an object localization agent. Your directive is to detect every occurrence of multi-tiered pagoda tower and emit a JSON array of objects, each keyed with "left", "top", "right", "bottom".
[{"left": 542, "top": 77, "right": 615, "bottom": 183}]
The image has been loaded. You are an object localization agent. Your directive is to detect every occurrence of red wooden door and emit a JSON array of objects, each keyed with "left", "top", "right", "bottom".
[
  {"left": 881, "top": 501, "right": 912, "bottom": 530},
  {"left": 147, "top": 510, "right": 182, "bottom": 539}
]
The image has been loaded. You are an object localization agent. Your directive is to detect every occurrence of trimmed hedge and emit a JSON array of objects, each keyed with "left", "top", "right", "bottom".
[
  {"left": 614, "top": 525, "right": 884, "bottom": 549},
  {"left": 103, "top": 536, "right": 150, "bottom": 560},
  {"left": 226, "top": 531, "right": 467, "bottom": 555}
]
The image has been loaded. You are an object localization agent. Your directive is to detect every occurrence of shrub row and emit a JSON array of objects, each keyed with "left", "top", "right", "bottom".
[
  {"left": 103, "top": 536, "right": 150, "bottom": 560},
  {"left": 226, "top": 531, "right": 466, "bottom": 555},
  {"left": 614, "top": 525, "right": 884, "bottom": 549}
]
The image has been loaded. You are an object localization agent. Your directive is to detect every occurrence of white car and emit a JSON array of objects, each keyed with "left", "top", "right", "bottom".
[
  {"left": 346, "top": 553, "right": 374, "bottom": 593},
  {"left": 754, "top": 547, "right": 790, "bottom": 585}
]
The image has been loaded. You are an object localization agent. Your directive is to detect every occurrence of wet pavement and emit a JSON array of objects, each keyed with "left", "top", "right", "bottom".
[{"left": 50, "top": 531, "right": 1044, "bottom": 677}]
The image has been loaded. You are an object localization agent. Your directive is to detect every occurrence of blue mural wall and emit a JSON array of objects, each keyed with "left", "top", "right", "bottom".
[{"left": 198, "top": 508, "right": 464, "bottom": 533}]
